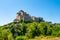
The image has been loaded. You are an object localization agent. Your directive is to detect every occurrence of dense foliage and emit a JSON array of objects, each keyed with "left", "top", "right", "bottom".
[{"left": 0, "top": 21, "right": 60, "bottom": 40}]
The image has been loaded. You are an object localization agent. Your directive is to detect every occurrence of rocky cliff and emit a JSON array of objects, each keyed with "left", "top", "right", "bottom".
[{"left": 14, "top": 10, "right": 41, "bottom": 22}]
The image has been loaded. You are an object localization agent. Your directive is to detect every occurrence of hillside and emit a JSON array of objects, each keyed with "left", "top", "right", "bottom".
[{"left": 0, "top": 10, "right": 60, "bottom": 40}]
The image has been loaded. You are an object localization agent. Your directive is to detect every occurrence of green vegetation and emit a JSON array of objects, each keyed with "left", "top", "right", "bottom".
[{"left": 0, "top": 19, "right": 60, "bottom": 40}]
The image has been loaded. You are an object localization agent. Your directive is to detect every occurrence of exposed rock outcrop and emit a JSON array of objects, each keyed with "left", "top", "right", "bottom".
[{"left": 14, "top": 10, "right": 42, "bottom": 22}]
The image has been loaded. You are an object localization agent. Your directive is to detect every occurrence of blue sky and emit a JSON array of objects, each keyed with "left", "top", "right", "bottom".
[{"left": 0, "top": 0, "right": 60, "bottom": 25}]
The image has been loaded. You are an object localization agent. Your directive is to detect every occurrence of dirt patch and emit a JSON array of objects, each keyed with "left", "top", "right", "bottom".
[
  {"left": 41, "top": 38, "right": 60, "bottom": 40},
  {"left": 30, "top": 37, "right": 60, "bottom": 40}
]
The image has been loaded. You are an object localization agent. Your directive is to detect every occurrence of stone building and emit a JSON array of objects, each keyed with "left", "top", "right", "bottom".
[{"left": 14, "top": 10, "right": 40, "bottom": 22}]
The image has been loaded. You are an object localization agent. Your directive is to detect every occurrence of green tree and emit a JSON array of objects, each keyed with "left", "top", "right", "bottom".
[
  {"left": 38, "top": 22, "right": 52, "bottom": 36},
  {"left": 26, "top": 22, "right": 41, "bottom": 38},
  {"left": 52, "top": 24, "right": 60, "bottom": 37},
  {"left": 2, "top": 29, "right": 12, "bottom": 40}
]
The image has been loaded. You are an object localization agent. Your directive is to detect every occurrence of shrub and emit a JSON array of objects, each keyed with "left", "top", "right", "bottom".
[{"left": 15, "top": 36, "right": 28, "bottom": 40}]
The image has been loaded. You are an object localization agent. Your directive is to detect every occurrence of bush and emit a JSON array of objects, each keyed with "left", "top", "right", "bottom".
[
  {"left": 15, "top": 36, "right": 28, "bottom": 40},
  {"left": 8, "top": 34, "right": 14, "bottom": 40},
  {"left": 52, "top": 24, "right": 60, "bottom": 37}
]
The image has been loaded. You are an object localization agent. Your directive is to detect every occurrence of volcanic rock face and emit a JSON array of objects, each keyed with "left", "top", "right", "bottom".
[{"left": 14, "top": 10, "right": 40, "bottom": 22}]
